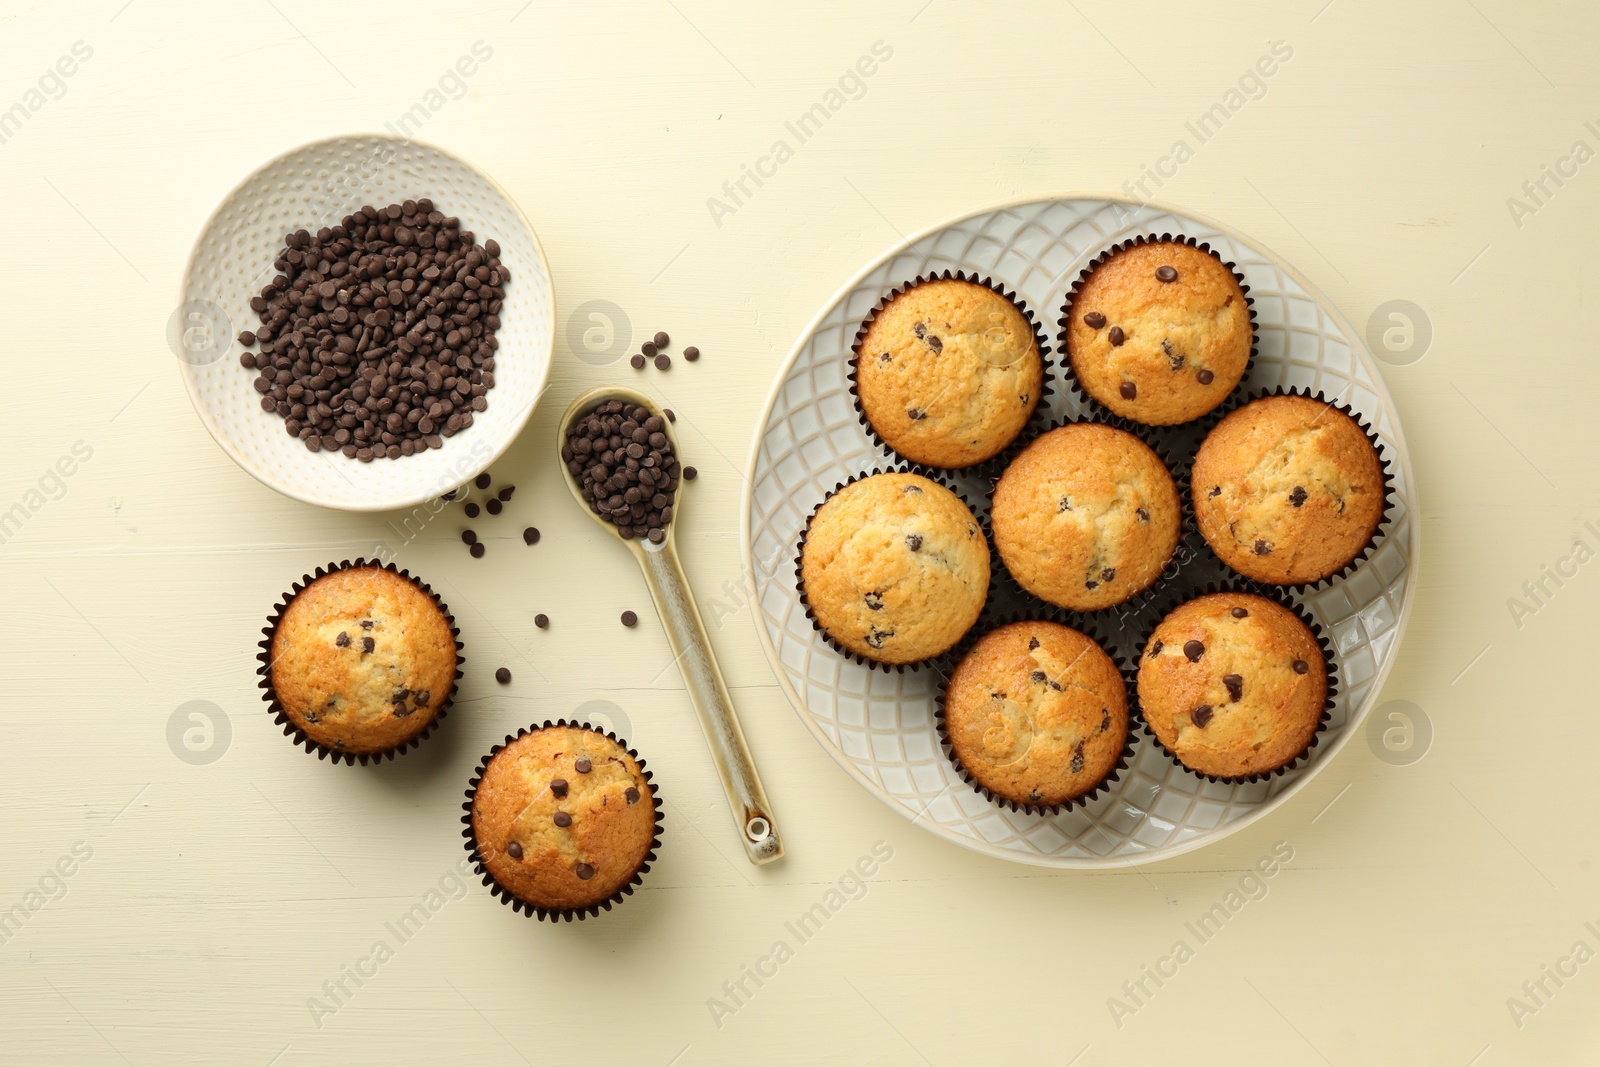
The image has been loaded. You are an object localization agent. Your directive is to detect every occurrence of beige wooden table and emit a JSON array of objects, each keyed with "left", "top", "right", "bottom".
[{"left": 2, "top": 0, "right": 1595, "bottom": 1063}]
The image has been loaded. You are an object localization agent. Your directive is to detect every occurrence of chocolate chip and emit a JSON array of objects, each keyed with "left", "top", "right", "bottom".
[
  {"left": 1058, "top": 497, "right": 1071, "bottom": 512},
  {"left": 907, "top": 408, "right": 925, "bottom": 420},
  {"left": 1028, "top": 637, "right": 1040, "bottom": 650},
  {"left": 1085, "top": 578, "right": 1098, "bottom": 590},
  {"left": 362, "top": 636, "right": 375, "bottom": 654},
  {"left": 1070, "top": 742, "right": 1085, "bottom": 774},
  {"left": 654, "top": 331, "right": 669, "bottom": 348},
  {"left": 553, "top": 811, "right": 572, "bottom": 827},
  {"left": 361, "top": 620, "right": 373, "bottom": 629},
  {"left": 1120, "top": 381, "right": 1137, "bottom": 400},
  {"left": 1197, "top": 369, "right": 1214, "bottom": 385},
  {"left": 1084, "top": 312, "right": 1106, "bottom": 329},
  {"left": 905, "top": 534, "right": 922, "bottom": 551},
  {"left": 534, "top": 613, "right": 549, "bottom": 628},
  {"left": 1148, "top": 639, "right": 1163, "bottom": 657},
  {"left": 575, "top": 863, "right": 595, "bottom": 880},
  {"left": 392, "top": 701, "right": 409, "bottom": 718},
  {"left": 1232, "top": 607, "right": 1248, "bottom": 618},
  {"left": 1030, "top": 670, "right": 1047, "bottom": 683},
  {"left": 1100, "top": 707, "right": 1110, "bottom": 732},
  {"left": 498, "top": 486, "right": 515, "bottom": 501},
  {"left": 1137, "top": 507, "right": 1149, "bottom": 522},
  {"left": 926, "top": 335, "right": 943, "bottom": 353},
  {"left": 495, "top": 667, "right": 511, "bottom": 684},
  {"left": 654, "top": 353, "right": 671, "bottom": 370},
  {"left": 630, "top": 354, "right": 646, "bottom": 369},
  {"left": 475, "top": 473, "right": 491, "bottom": 490},
  {"left": 486, "top": 498, "right": 502, "bottom": 515},
  {"left": 1183, "top": 640, "right": 1204, "bottom": 662},
  {"left": 550, "top": 778, "right": 569, "bottom": 797},
  {"left": 465, "top": 502, "right": 480, "bottom": 518},
  {"left": 1156, "top": 265, "right": 1177, "bottom": 282},
  {"left": 1223, "top": 674, "right": 1243, "bottom": 702},
  {"left": 865, "top": 627, "right": 893, "bottom": 649},
  {"left": 462, "top": 530, "right": 477, "bottom": 545},
  {"left": 864, "top": 592, "right": 883, "bottom": 610},
  {"left": 564, "top": 399, "right": 681, "bottom": 538},
  {"left": 506, "top": 841, "right": 523, "bottom": 860},
  {"left": 1163, "top": 338, "right": 1183, "bottom": 370},
  {"left": 1290, "top": 486, "right": 1307, "bottom": 507},
  {"left": 470, "top": 542, "right": 485, "bottom": 558},
  {"left": 414, "top": 690, "right": 431, "bottom": 707},
  {"left": 575, "top": 758, "right": 592, "bottom": 774},
  {"left": 641, "top": 341, "right": 657, "bottom": 357},
  {"left": 1293, "top": 659, "right": 1309, "bottom": 674},
  {"left": 663, "top": 408, "right": 676, "bottom": 422},
  {"left": 683, "top": 466, "right": 697, "bottom": 480},
  {"left": 621, "top": 611, "right": 637, "bottom": 627},
  {"left": 1109, "top": 326, "right": 1125, "bottom": 346},
  {"left": 336, "top": 631, "right": 350, "bottom": 648},
  {"left": 393, "top": 687, "right": 410, "bottom": 701},
  {"left": 683, "top": 346, "right": 699, "bottom": 361},
  {"left": 625, "top": 786, "right": 641, "bottom": 803},
  {"left": 1191, "top": 705, "right": 1214, "bottom": 727},
  {"left": 1254, "top": 539, "right": 1271, "bottom": 555},
  {"left": 1209, "top": 487, "right": 1221, "bottom": 497},
  {"left": 523, "top": 527, "right": 540, "bottom": 545},
  {"left": 1101, "top": 567, "right": 1116, "bottom": 582}
]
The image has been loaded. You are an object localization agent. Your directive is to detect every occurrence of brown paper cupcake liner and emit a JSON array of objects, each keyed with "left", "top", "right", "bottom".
[
  {"left": 461, "top": 719, "right": 663, "bottom": 923},
  {"left": 986, "top": 415, "right": 1199, "bottom": 618},
  {"left": 1129, "top": 581, "right": 1339, "bottom": 786},
  {"left": 1187, "top": 386, "right": 1395, "bottom": 592},
  {"left": 848, "top": 269, "right": 1054, "bottom": 476},
  {"left": 256, "top": 558, "right": 464, "bottom": 766},
  {"left": 1056, "top": 234, "right": 1257, "bottom": 427},
  {"left": 795, "top": 464, "right": 992, "bottom": 673},
  {"left": 935, "top": 609, "right": 1136, "bottom": 815}
]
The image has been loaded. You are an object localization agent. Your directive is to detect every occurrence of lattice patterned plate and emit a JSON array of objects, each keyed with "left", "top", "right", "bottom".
[
  {"left": 175, "top": 135, "right": 554, "bottom": 512},
  {"left": 741, "top": 195, "right": 1418, "bottom": 867}
]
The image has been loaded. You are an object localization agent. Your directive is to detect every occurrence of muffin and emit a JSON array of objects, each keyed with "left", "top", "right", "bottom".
[
  {"left": 799, "top": 471, "right": 989, "bottom": 665},
  {"left": 265, "top": 563, "right": 459, "bottom": 757},
  {"left": 941, "top": 621, "right": 1128, "bottom": 809},
  {"left": 1063, "top": 239, "right": 1252, "bottom": 425},
  {"left": 1137, "top": 592, "right": 1328, "bottom": 779},
  {"left": 990, "top": 423, "right": 1181, "bottom": 611},
  {"left": 854, "top": 276, "right": 1044, "bottom": 468},
  {"left": 468, "top": 724, "right": 659, "bottom": 917},
  {"left": 1192, "top": 394, "right": 1386, "bottom": 585}
]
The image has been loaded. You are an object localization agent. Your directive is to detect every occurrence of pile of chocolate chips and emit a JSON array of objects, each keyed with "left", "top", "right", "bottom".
[
  {"left": 563, "top": 399, "right": 680, "bottom": 542},
  {"left": 236, "top": 198, "right": 509, "bottom": 461}
]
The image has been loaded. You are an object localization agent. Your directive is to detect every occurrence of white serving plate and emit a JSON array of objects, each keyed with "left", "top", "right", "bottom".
[
  {"left": 175, "top": 134, "right": 554, "bottom": 511},
  {"left": 742, "top": 195, "right": 1419, "bottom": 867}
]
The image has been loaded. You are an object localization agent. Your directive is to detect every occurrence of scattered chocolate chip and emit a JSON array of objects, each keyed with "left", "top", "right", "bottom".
[
  {"left": 470, "top": 542, "right": 485, "bottom": 558},
  {"left": 1197, "top": 369, "right": 1214, "bottom": 385},
  {"left": 486, "top": 498, "right": 502, "bottom": 515},
  {"left": 1109, "top": 326, "right": 1125, "bottom": 346},
  {"left": 1156, "top": 265, "right": 1177, "bottom": 282},
  {"left": 534, "top": 613, "right": 549, "bottom": 628},
  {"left": 625, "top": 786, "right": 641, "bottom": 803},
  {"left": 1254, "top": 539, "right": 1271, "bottom": 555},
  {"left": 683, "top": 346, "right": 699, "bottom": 362},
  {"left": 575, "top": 862, "right": 595, "bottom": 880},
  {"left": 498, "top": 485, "right": 515, "bottom": 501},
  {"left": 475, "top": 473, "right": 491, "bottom": 490},
  {"left": 1191, "top": 705, "right": 1214, "bottom": 727},
  {"left": 465, "top": 502, "right": 480, "bottom": 518},
  {"left": 1293, "top": 659, "right": 1309, "bottom": 674},
  {"left": 506, "top": 841, "right": 523, "bottom": 860},
  {"left": 655, "top": 353, "right": 671, "bottom": 370},
  {"left": 654, "top": 331, "right": 669, "bottom": 347},
  {"left": 1120, "top": 381, "right": 1137, "bottom": 400},
  {"left": 631, "top": 354, "right": 646, "bottom": 369},
  {"left": 1223, "top": 674, "right": 1243, "bottom": 702},
  {"left": 237, "top": 330, "right": 256, "bottom": 346},
  {"left": 905, "top": 534, "right": 922, "bottom": 551},
  {"left": 1183, "top": 640, "right": 1204, "bottom": 662},
  {"left": 641, "top": 341, "right": 658, "bottom": 358},
  {"left": 462, "top": 529, "right": 477, "bottom": 545},
  {"left": 683, "top": 466, "right": 697, "bottom": 480},
  {"left": 575, "top": 758, "right": 592, "bottom": 774},
  {"left": 1231, "top": 606, "right": 1248, "bottom": 618},
  {"left": 495, "top": 667, "right": 511, "bottom": 684},
  {"left": 362, "top": 636, "right": 375, "bottom": 654},
  {"left": 664, "top": 408, "right": 676, "bottom": 422},
  {"left": 1290, "top": 486, "right": 1307, "bottom": 507},
  {"left": 336, "top": 631, "right": 350, "bottom": 648},
  {"left": 523, "top": 527, "right": 540, "bottom": 545},
  {"left": 1084, "top": 312, "right": 1106, "bottom": 329},
  {"left": 550, "top": 778, "right": 569, "bottom": 797},
  {"left": 621, "top": 610, "right": 638, "bottom": 627},
  {"left": 553, "top": 811, "right": 572, "bottom": 827},
  {"left": 442, "top": 490, "right": 458, "bottom": 501}
]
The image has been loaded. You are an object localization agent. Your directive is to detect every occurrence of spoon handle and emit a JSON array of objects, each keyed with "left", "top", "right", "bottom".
[{"left": 639, "top": 543, "right": 783, "bottom": 864}]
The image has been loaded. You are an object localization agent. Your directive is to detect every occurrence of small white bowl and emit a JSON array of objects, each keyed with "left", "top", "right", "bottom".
[{"left": 174, "top": 134, "right": 554, "bottom": 511}]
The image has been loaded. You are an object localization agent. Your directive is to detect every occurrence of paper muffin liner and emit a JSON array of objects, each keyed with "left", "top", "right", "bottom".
[
  {"left": 848, "top": 270, "right": 1054, "bottom": 476},
  {"left": 935, "top": 609, "right": 1136, "bottom": 815},
  {"left": 461, "top": 719, "right": 663, "bottom": 923},
  {"left": 987, "top": 415, "right": 1199, "bottom": 617},
  {"left": 1188, "top": 386, "right": 1395, "bottom": 591},
  {"left": 795, "top": 464, "right": 993, "bottom": 673},
  {"left": 1056, "top": 234, "right": 1257, "bottom": 427},
  {"left": 1129, "top": 581, "right": 1339, "bottom": 785},
  {"left": 256, "top": 558, "right": 464, "bottom": 766}
]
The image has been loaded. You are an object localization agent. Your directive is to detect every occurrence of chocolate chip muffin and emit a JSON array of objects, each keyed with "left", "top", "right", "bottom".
[
  {"left": 990, "top": 423, "right": 1181, "bottom": 612},
  {"left": 469, "top": 724, "right": 658, "bottom": 916},
  {"left": 800, "top": 471, "right": 989, "bottom": 665},
  {"left": 942, "top": 621, "right": 1128, "bottom": 809},
  {"left": 854, "top": 276, "right": 1044, "bottom": 468},
  {"left": 1192, "top": 394, "right": 1386, "bottom": 585},
  {"left": 1137, "top": 592, "right": 1327, "bottom": 779},
  {"left": 1064, "top": 239, "right": 1251, "bottom": 425},
  {"left": 266, "top": 563, "right": 459, "bottom": 757}
]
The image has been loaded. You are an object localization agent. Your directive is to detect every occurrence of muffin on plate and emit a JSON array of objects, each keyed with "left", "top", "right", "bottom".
[
  {"left": 467, "top": 723, "right": 659, "bottom": 918},
  {"left": 799, "top": 471, "right": 989, "bottom": 666},
  {"left": 1137, "top": 592, "right": 1328, "bottom": 780},
  {"left": 264, "top": 562, "right": 460, "bottom": 758},
  {"left": 1192, "top": 393, "right": 1387, "bottom": 585},
  {"left": 853, "top": 275, "right": 1044, "bottom": 468},
  {"left": 1063, "top": 238, "right": 1252, "bottom": 425},
  {"left": 941, "top": 620, "right": 1128, "bottom": 809},
  {"left": 990, "top": 422, "right": 1181, "bottom": 612}
]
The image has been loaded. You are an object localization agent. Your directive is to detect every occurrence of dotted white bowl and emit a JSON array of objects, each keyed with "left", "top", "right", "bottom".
[
  {"left": 742, "top": 195, "right": 1420, "bottom": 868},
  {"left": 175, "top": 135, "right": 554, "bottom": 511}
]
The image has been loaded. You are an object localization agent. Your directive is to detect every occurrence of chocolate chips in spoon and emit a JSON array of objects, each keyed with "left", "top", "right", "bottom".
[{"left": 562, "top": 399, "right": 681, "bottom": 543}]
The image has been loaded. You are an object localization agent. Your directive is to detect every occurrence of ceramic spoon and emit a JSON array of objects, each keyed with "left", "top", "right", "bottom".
[{"left": 557, "top": 385, "right": 782, "bottom": 864}]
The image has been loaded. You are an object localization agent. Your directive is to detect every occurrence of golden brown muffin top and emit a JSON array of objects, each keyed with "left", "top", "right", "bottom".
[
  {"left": 472, "top": 726, "right": 656, "bottom": 912},
  {"left": 1192, "top": 395, "right": 1385, "bottom": 585},
  {"left": 856, "top": 278, "right": 1043, "bottom": 468},
  {"left": 944, "top": 621, "right": 1128, "bottom": 807},
  {"left": 269, "top": 566, "right": 457, "bottom": 755},
  {"left": 1137, "top": 593, "right": 1325, "bottom": 779},
  {"left": 801, "top": 472, "right": 989, "bottom": 665},
  {"left": 990, "top": 423, "right": 1180, "bottom": 611},
  {"left": 1065, "top": 241, "right": 1251, "bottom": 425}
]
